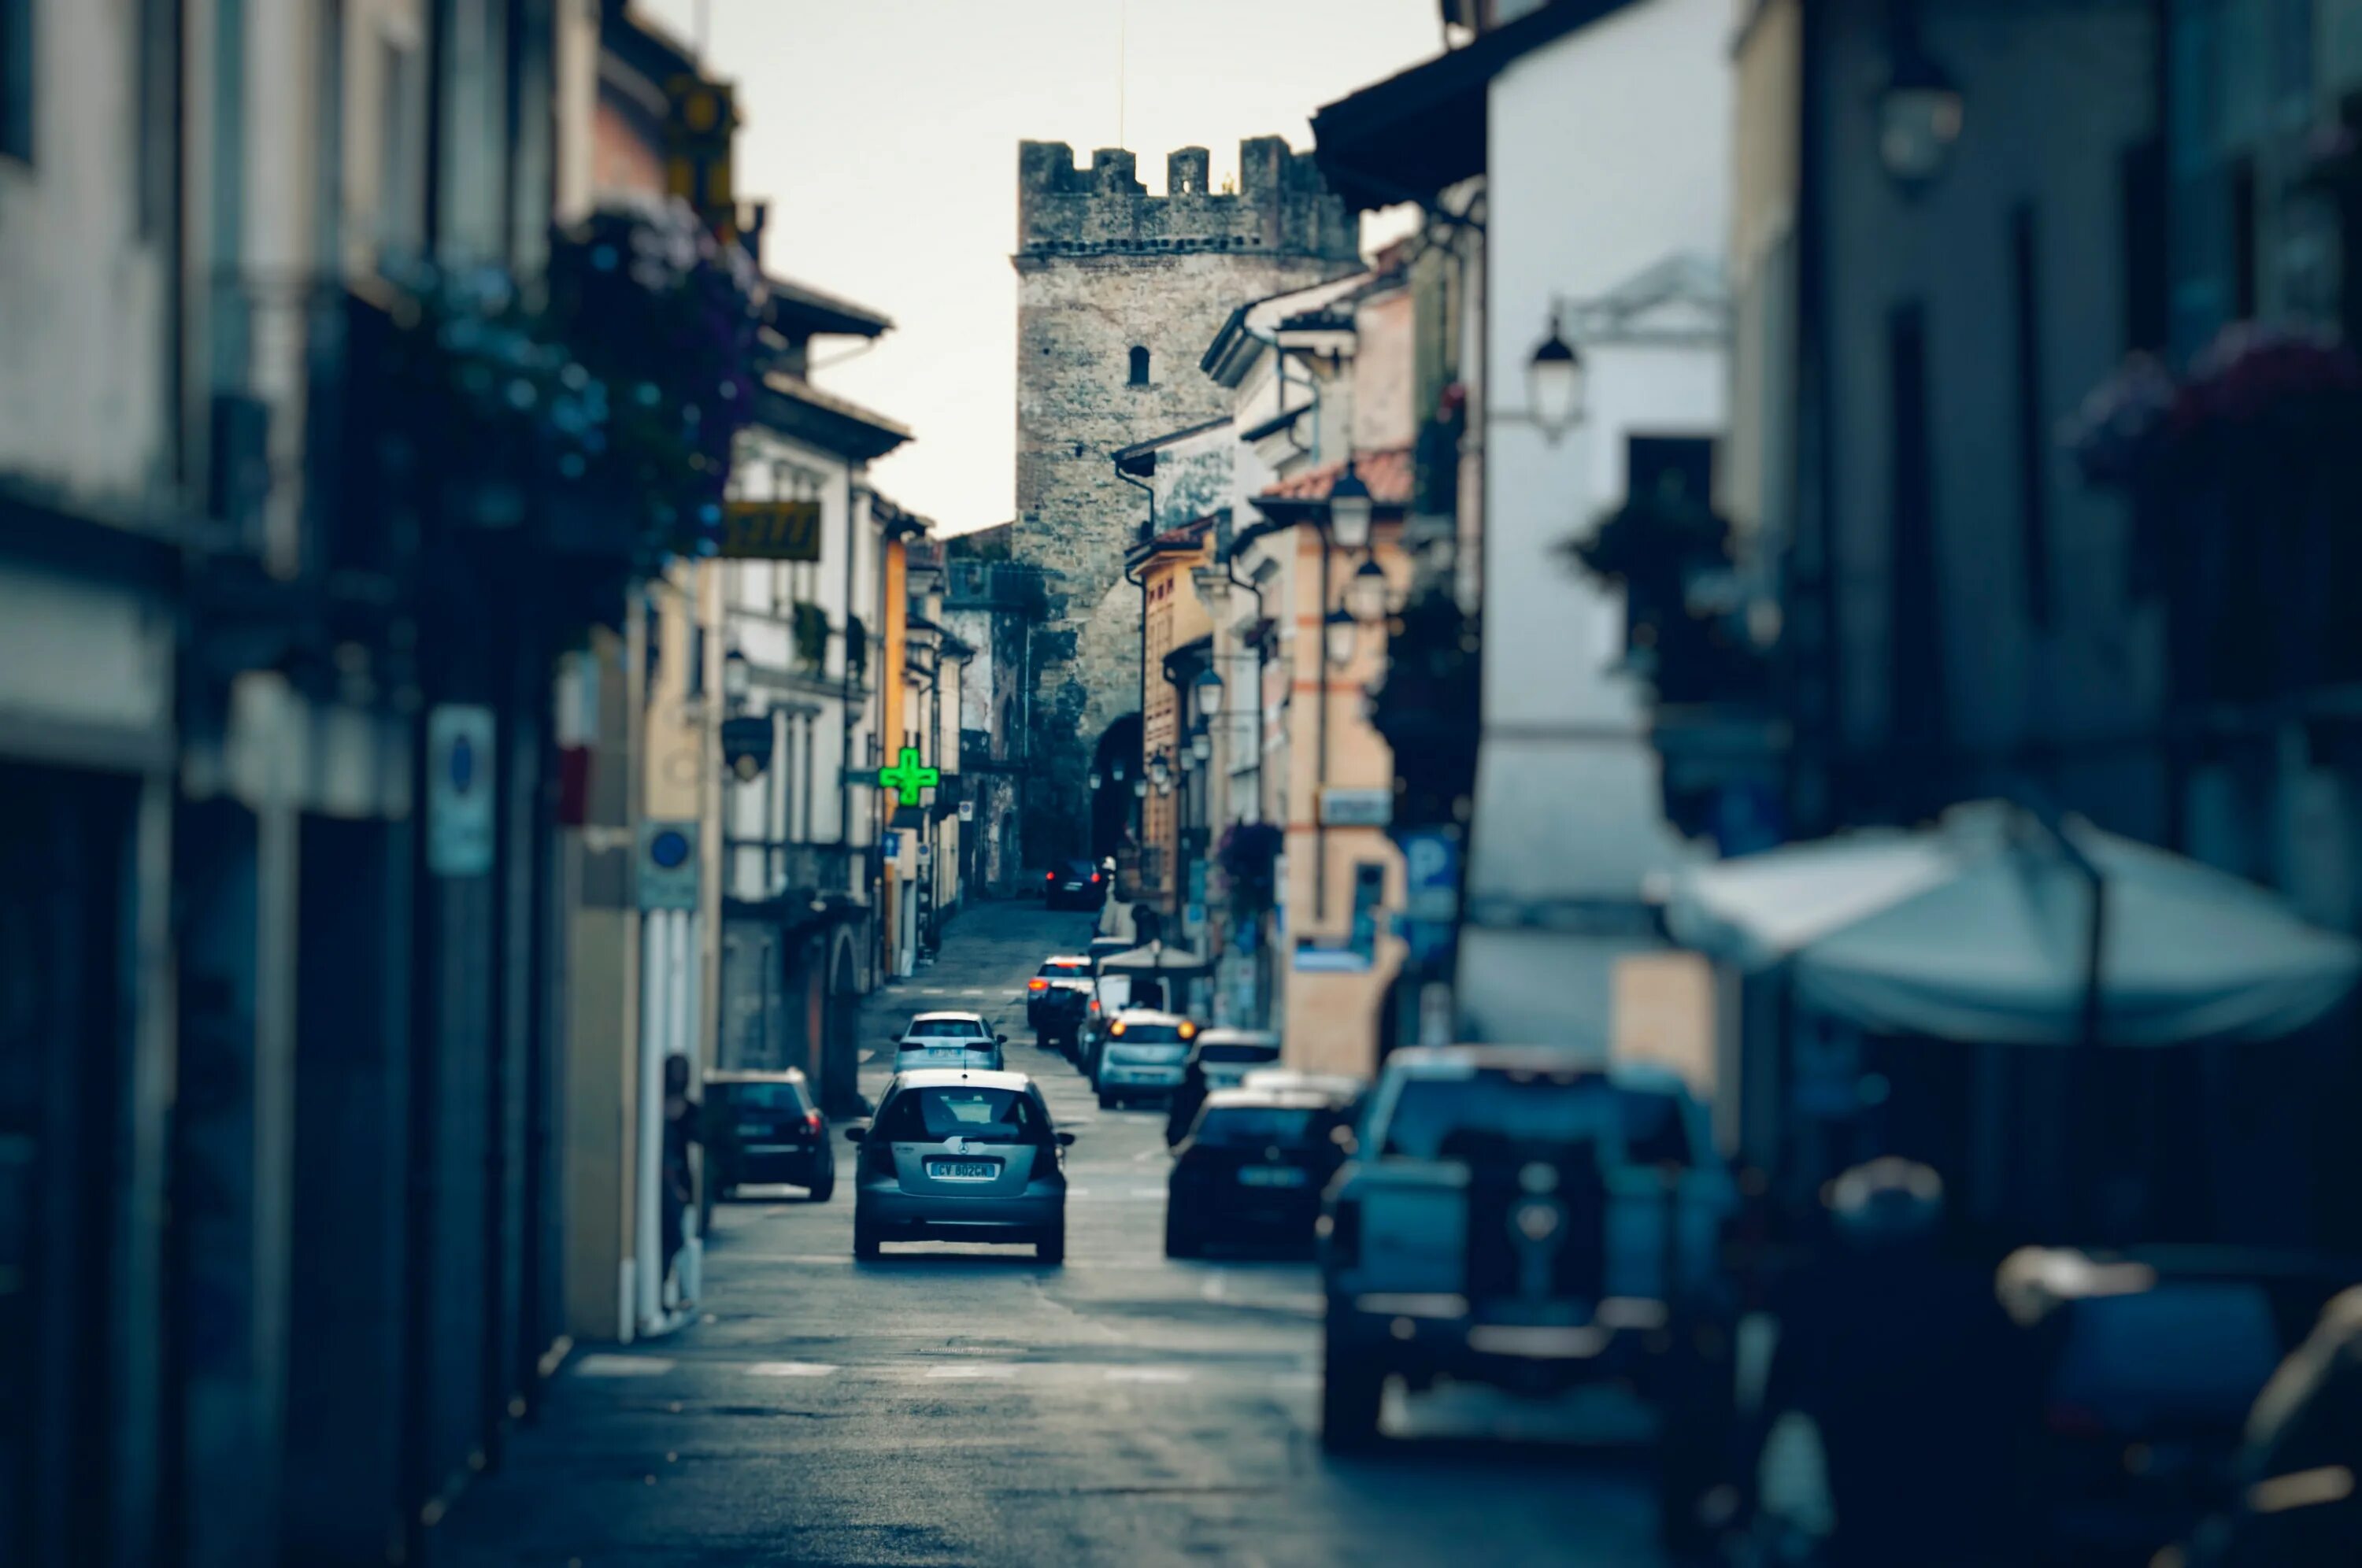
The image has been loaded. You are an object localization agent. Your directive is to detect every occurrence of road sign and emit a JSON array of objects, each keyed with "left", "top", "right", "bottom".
[
  {"left": 638, "top": 820, "right": 700, "bottom": 911},
  {"left": 427, "top": 705, "right": 497, "bottom": 878},
  {"left": 720, "top": 714, "right": 773, "bottom": 780},
  {"left": 1319, "top": 786, "right": 1392, "bottom": 827},
  {"left": 720, "top": 499, "right": 822, "bottom": 561},
  {"left": 957, "top": 799, "right": 975, "bottom": 822},
  {"left": 877, "top": 745, "right": 939, "bottom": 806}
]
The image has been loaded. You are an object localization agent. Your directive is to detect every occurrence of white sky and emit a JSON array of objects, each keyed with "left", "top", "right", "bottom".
[{"left": 635, "top": 0, "right": 1438, "bottom": 534}]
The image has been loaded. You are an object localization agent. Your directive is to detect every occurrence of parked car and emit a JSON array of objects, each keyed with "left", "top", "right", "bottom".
[
  {"left": 1997, "top": 1245, "right": 2362, "bottom": 1567},
  {"left": 1043, "top": 858, "right": 1107, "bottom": 911},
  {"left": 1093, "top": 1009, "right": 1197, "bottom": 1108},
  {"left": 1165, "top": 1087, "right": 1353, "bottom": 1258},
  {"left": 846, "top": 1069, "right": 1075, "bottom": 1262},
  {"left": 1027, "top": 956, "right": 1093, "bottom": 1049},
  {"left": 702, "top": 1068, "right": 833, "bottom": 1202},
  {"left": 1164, "top": 1029, "right": 1283, "bottom": 1145},
  {"left": 1316, "top": 1048, "right": 1737, "bottom": 1459},
  {"left": 890, "top": 1011, "right": 1006, "bottom": 1073},
  {"left": 1078, "top": 962, "right": 1168, "bottom": 1079},
  {"left": 1240, "top": 1067, "right": 1368, "bottom": 1116}
]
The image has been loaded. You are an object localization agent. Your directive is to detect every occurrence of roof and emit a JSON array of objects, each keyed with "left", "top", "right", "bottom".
[
  {"left": 1109, "top": 1009, "right": 1190, "bottom": 1026},
  {"left": 1255, "top": 446, "right": 1414, "bottom": 507},
  {"left": 905, "top": 1010, "right": 989, "bottom": 1024},
  {"left": 1193, "top": 1029, "right": 1279, "bottom": 1046},
  {"left": 1309, "top": 0, "right": 1644, "bottom": 211},
  {"left": 1201, "top": 271, "right": 1378, "bottom": 384},
  {"left": 756, "top": 372, "right": 912, "bottom": 461},
  {"left": 1112, "top": 416, "right": 1235, "bottom": 477},
  {"left": 885, "top": 1067, "right": 1035, "bottom": 1092},
  {"left": 1202, "top": 1086, "right": 1346, "bottom": 1111},
  {"left": 1378, "top": 1045, "right": 1690, "bottom": 1093},
  {"left": 762, "top": 274, "right": 894, "bottom": 341}
]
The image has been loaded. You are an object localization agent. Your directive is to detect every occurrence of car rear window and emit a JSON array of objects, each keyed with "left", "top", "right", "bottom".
[
  {"left": 1114, "top": 1023, "right": 1185, "bottom": 1045},
  {"left": 717, "top": 1081, "right": 807, "bottom": 1113},
  {"left": 1194, "top": 1108, "right": 1334, "bottom": 1147},
  {"left": 1038, "top": 961, "right": 1088, "bottom": 976},
  {"left": 877, "top": 1086, "right": 1045, "bottom": 1145},
  {"left": 908, "top": 1017, "right": 987, "bottom": 1038},
  {"left": 1379, "top": 1074, "right": 1691, "bottom": 1166},
  {"left": 2051, "top": 1284, "right": 2284, "bottom": 1426},
  {"left": 1198, "top": 1042, "right": 1279, "bottom": 1063}
]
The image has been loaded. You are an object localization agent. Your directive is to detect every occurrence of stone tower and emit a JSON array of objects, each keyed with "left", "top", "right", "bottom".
[{"left": 1012, "top": 137, "right": 1360, "bottom": 859}]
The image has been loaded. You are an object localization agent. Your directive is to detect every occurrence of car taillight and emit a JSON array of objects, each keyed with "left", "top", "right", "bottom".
[
  {"left": 1179, "top": 1021, "right": 1198, "bottom": 1041},
  {"left": 2046, "top": 1403, "right": 2108, "bottom": 1438},
  {"left": 1089, "top": 1000, "right": 1101, "bottom": 1014},
  {"left": 804, "top": 1111, "right": 824, "bottom": 1136},
  {"left": 1090, "top": 873, "right": 1101, "bottom": 883},
  {"left": 1028, "top": 978, "right": 1047, "bottom": 992},
  {"left": 1110, "top": 1020, "right": 1127, "bottom": 1037},
  {"left": 1046, "top": 871, "right": 1056, "bottom": 882}
]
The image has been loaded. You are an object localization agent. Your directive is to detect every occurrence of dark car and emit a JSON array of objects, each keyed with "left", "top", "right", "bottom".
[
  {"left": 1027, "top": 956, "right": 1093, "bottom": 1048},
  {"left": 1998, "top": 1246, "right": 2362, "bottom": 1567},
  {"left": 1165, "top": 1089, "right": 1353, "bottom": 1259},
  {"left": 1164, "top": 1029, "right": 1283, "bottom": 1145},
  {"left": 1043, "top": 858, "right": 1106, "bottom": 911},
  {"left": 2192, "top": 1284, "right": 2362, "bottom": 1566},
  {"left": 702, "top": 1069, "right": 833, "bottom": 1202}
]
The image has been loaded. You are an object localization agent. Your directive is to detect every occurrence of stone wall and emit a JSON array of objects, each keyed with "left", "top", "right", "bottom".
[{"left": 1012, "top": 139, "right": 1359, "bottom": 861}]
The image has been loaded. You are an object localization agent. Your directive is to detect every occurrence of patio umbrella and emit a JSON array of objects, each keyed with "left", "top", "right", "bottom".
[{"left": 1666, "top": 800, "right": 2361, "bottom": 1046}]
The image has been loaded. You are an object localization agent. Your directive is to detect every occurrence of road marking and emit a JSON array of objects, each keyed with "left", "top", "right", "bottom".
[
  {"left": 924, "top": 1363, "right": 1020, "bottom": 1380},
  {"left": 1104, "top": 1366, "right": 1193, "bottom": 1384},
  {"left": 746, "top": 1361, "right": 838, "bottom": 1378},
  {"left": 1201, "top": 1271, "right": 1227, "bottom": 1301},
  {"left": 963, "top": 987, "right": 985, "bottom": 996},
  {"left": 1128, "top": 1187, "right": 1168, "bottom": 1200},
  {"left": 574, "top": 1355, "right": 675, "bottom": 1378}
]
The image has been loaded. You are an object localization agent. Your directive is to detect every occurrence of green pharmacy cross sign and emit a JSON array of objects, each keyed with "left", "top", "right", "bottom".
[{"left": 877, "top": 746, "right": 939, "bottom": 806}]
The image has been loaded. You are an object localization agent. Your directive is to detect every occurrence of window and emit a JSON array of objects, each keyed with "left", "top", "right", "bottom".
[
  {"left": 1196, "top": 1042, "right": 1279, "bottom": 1064},
  {"left": 1193, "top": 1108, "right": 1331, "bottom": 1147},
  {"left": 904, "top": 1016, "right": 987, "bottom": 1039},
  {"left": 2, "top": 0, "right": 32, "bottom": 161},
  {"left": 876, "top": 1086, "right": 1045, "bottom": 1145},
  {"left": 716, "top": 1080, "right": 810, "bottom": 1115},
  {"left": 1111, "top": 1023, "right": 1185, "bottom": 1045},
  {"left": 1128, "top": 346, "right": 1150, "bottom": 385}
]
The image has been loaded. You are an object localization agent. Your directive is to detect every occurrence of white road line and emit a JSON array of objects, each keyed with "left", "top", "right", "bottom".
[
  {"left": 963, "top": 987, "right": 985, "bottom": 996},
  {"left": 923, "top": 1363, "right": 1020, "bottom": 1380},
  {"left": 573, "top": 1354, "right": 675, "bottom": 1378},
  {"left": 1201, "top": 1271, "right": 1227, "bottom": 1301},
  {"left": 746, "top": 1361, "right": 838, "bottom": 1378},
  {"left": 1128, "top": 1187, "right": 1168, "bottom": 1200},
  {"left": 1104, "top": 1366, "right": 1192, "bottom": 1384}
]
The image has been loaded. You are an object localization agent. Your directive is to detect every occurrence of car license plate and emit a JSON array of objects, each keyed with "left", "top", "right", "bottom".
[
  {"left": 927, "top": 1160, "right": 998, "bottom": 1181},
  {"left": 737, "top": 1122, "right": 775, "bottom": 1137},
  {"left": 1238, "top": 1166, "right": 1308, "bottom": 1187}
]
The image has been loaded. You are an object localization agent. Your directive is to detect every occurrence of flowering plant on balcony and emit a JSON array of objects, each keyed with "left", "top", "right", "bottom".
[
  {"left": 2066, "top": 328, "right": 2362, "bottom": 490},
  {"left": 1216, "top": 821, "right": 1283, "bottom": 912},
  {"left": 379, "top": 199, "right": 765, "bottom": 563}
]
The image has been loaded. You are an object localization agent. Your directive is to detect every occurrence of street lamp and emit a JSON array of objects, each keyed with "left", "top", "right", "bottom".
[
  {"left": 1327, "top": 459, "right": 1374, "bottom": 551},
  {"left": 1876, "top": 29, "right": 1964, "bottom": 190},
  {"left": 1149, "top": 752, "right": 1171, "bottom": 790},
  {"left": 1190, "top": 725, "right": 1212, "bottom": 764},
  {"left": 1088, "top": 769, "right": 1103, "bottom": 790},
  {"left": 1324, "top": 606, "right": 1359, "bottom": 667},
  {"left": 1527, "top": 316, "right": 1586, "bottom": 441},
  {"left": 1180, "top": 743, "right": 1198, "bottom": 773},
  {"left": 1191, "top": 664, "right": 1224, "bottom": 717},
  {"left": 723, "top": 647, "right": 752, "bottom": 704},
  {"left": 1132, "top": 778, "right": 1148, "bottom": 799},
  {"left": 1347, "top": 557, "right": 1390, "bottom": 623}
]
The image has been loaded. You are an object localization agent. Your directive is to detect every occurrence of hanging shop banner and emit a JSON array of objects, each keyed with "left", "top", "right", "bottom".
[{"left": 720, "top": 499, "right": 822, "bottom": 561}]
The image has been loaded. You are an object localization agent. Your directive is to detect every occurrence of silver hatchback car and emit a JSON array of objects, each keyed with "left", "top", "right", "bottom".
[{"left": 847, "top": 1069, "right": 1073, "bottom": 1263}]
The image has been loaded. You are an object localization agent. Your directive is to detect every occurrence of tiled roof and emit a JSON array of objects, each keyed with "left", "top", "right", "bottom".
[{"left": 1257, "top": 446, "right": 1414, "bottom": 506}]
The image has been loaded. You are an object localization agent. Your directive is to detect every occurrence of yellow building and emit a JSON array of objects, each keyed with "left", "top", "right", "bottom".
[{"left": 1135, "top": 516, "right": 1216, "bottom": 915}]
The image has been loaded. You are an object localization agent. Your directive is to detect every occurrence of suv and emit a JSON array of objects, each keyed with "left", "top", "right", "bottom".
[
  {"left": 1026, "top": 956, "right": 1093, "bottom": 1050},
  {"left": 1093, "top": 1009, "right": 1196, "bottom": 1108},
  {"left": 1317, "top": 1048, "right": 1737, "bottom": 1461},
  {"left": 702, "top": 1068, "right": 833, "bottom": 1203}
]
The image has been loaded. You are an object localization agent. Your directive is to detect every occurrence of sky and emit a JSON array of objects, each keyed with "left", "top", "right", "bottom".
[{"left": 635, "top": 0, "right": 1440, "bottom": 534}]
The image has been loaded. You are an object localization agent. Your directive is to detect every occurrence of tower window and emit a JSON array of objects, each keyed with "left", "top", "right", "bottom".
[{"left": 1127, "top": 346, "right": 1150, "bottom": 386}]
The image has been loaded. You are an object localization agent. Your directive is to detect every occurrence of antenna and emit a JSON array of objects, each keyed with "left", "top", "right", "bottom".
[{"left": 1117, "top": 0, "right": 1127, "bottom": 150}]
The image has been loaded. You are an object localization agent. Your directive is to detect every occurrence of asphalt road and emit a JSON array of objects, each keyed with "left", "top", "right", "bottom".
[{"left": 439, "top": 900, "right": 1670, "bottom": 1568}]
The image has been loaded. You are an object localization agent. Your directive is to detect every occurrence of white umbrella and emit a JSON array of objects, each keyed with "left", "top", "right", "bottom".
[{"left": 1667, "top": 800, "right": 2361, "bottom": 1046}]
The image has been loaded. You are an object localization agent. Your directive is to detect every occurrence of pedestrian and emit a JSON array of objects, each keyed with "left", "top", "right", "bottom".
[
  {"left": 1760, "top": 1158, "right": 2037, "bottom": 1567},
  {"left": 661, "top": 1052, "right": 700, "bottom": 1307}
]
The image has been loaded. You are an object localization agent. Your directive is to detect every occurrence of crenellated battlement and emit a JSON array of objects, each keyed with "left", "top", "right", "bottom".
[{"left": 1015, "top": 138, "right": 1359, "bottom": 264}]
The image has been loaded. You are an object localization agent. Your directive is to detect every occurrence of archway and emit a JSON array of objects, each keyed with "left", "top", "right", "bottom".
[
  {"left": 1089, "top": 713, "right": 1142, "bottom": 862},
  {"left": 820, "top": 930, "right": 862, "bottom": 1116}
]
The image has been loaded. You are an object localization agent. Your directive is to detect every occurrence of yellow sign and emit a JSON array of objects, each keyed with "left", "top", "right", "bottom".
[{"left": 721, "top": 501, "right": 822, "bottom": 561}]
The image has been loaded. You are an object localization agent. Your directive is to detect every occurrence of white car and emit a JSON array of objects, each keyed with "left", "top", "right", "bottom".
[
  {"left": 890, "top": 1011, "right": 1006, "bottom": 1073},
  {"left": 1093, "top": 1008, "right": 1197, "bottom": 1108}
]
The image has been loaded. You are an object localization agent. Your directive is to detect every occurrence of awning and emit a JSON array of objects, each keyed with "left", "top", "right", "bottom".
[
  {"left": 1101, "top": 941, "right": 1212, "bottom": 980},
  {"left": 1667, "top": 800, "right": 2362, "bottom": 1047}
]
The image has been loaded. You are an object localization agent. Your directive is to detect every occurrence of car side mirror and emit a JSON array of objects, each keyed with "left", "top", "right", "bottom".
[
  {"left": 843, "top": 1126, "right": 866, "bottom": 1144},
  {"left": 1054, "top": 1131, "right": 1076, "bottom": 1147},
  {"left": 995, "top": 1034, "right": 1008, "bottom": 1045}
]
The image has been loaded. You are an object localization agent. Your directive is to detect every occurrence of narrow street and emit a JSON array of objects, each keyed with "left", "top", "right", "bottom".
[{"left": 440, "top": 901, "right": 1666, "bottom": 1567}]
